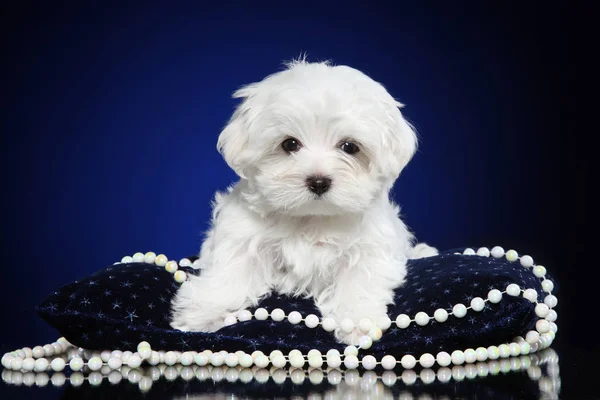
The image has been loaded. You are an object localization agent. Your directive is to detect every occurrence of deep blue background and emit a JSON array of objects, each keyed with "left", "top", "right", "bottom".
[{"left": 1, "top": 0, "right": 589, "bottom": 384}]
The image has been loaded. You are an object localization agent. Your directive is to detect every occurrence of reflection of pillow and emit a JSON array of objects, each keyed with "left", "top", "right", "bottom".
[{"left": 36, "top": 247, "right": 558, "bottom": 359}]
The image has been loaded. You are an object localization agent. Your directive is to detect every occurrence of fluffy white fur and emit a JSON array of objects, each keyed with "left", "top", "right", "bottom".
[{"left": 170, "top": 59, "right": 438, "bottom": 344}]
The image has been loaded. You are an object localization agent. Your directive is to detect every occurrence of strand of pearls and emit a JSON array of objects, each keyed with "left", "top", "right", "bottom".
[
  {"left": 1, "top": 327, "right": 555, "bottom": 375},
  {"left": 114, "top": 245, "right": 558, "bottom": 354},
  {"left": 0, "top": 348, "right": 560, "bottom": 399}
]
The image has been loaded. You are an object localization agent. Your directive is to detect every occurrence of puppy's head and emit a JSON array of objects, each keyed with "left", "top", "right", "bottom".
[{"left": 217, "top": 59, "right": 417, "bottom": 216}]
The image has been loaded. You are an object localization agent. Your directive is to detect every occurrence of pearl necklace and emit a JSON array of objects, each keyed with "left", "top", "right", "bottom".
[
  {"left": 1, "top": 348, "right": 561, "bottom": 399},
  {"left": 2, "top": 244, "right": 557, "bottom": 374}
]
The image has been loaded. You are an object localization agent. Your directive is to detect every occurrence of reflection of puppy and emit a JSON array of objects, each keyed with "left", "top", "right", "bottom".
[{"left": 170, "top": 58, "right": 437, "bottom": 344}]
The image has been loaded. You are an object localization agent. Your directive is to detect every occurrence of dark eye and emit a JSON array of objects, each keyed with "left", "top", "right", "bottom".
[
  {"left": 340, "top": 141, "right": 360, "bottom": 154},
  {"left": 281, "top": 138, "right": 302, "bottom": 153}
]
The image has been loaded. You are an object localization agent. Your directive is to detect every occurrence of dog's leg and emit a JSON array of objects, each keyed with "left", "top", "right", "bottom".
[
  {"left": 169, "top": 255, "right": 269, "bottom": 332},
  {"left": 317, "top": 258, "right": 405, "bottom": 345}
]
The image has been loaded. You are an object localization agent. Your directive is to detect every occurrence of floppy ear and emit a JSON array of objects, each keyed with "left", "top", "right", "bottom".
[
  {"left": 216, "top": 84, "right": 259, "bottom": 179},
  {"left": 216, "top": 117, "right": 249, "bottom": 178},
  {"left": 381, "top": 103, "right": 418, "bottom": 180}
]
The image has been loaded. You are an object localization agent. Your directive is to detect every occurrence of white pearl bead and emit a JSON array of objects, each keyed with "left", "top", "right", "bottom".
[
  {"left": 519, "top": 255, "right": 534, "bottom": 268},
  {"left": 434, "top": 308, "right": 449, "bottom": 322},
  {"left": 415, "top": 311, "right": 430, "bottom": 326},
  {"left": 69, "top": 357, "right": 83, "bottom": 371},
  {"left": 368, "top": 327, "right": 383, "bottom": 341},
  {"left": 381, "top": 355, "right": 396, "bottom": 370},
  {"left": 519, "top": 341, "right": 531, "bottom": 355},
  {"left": 326, "top": 349, "right": 340, "bottom": 358},
  {"left": 436, "top": 352, "right": 451, "bottom": 367},
  {"left": 419, "top": 353, "right": 435, "bottom": 368},
  {"left": 304, "top": 314, "right": 319, "bottom": 328},
  {"left": 271, "top": 355, "right": 286, "bottom": 368},
  {"left": 179, "top": 258, "right": 192, "bottom": 267},
  {"left": 270, "top": 308, "right": 285, "bottom": 321},
  {"left": 321, "top": 317, "right": 336, "bottom": 332},
  {"left": 487, "top": 346, "right": 500, "bottom": 360},
  {"left": 477, "top": 247, "right": 490, "bottom": 257},
  {"left": 506, "top": 284, "right": 521, "bottom": 296},
  {"left": 541, "top": 280, "right": 554, "bottom": 292},
  {"left": 43, "top": 344, "right": 54, "bottom": 357},
  {"left": 470, "top": 297, "right": 485, "bottom": 312},
  {"left": 237, "top": 310, "right": 253, "bottom": 322},
  {"left": 358, "top": 335, "right": 373, "bottom": 350},
  {"left": 11, "top": 357, "right": 23, "bottom": 370},
  {"left": 209, "top": 353, "right": 223, "bottom": 367},
  {"left": 326, "top": 354, "right": 341, "bottom": 369},
  {"left": 238, "top": 353, "right": 253, "bottom": 368},
  {"left": 288, "top": 349, "right": 301, "bottom": 359},
  {"left": 179, "top": 352, "right": 194, "bottom": 366},
  {"left": 32, "top": 346, "right": 45, "bottom": 359},
  {"left": 87, "top": 356, "right": 103, "bottom": 371},
  {"left": 475, "top": 347, "right": 488, "bottom": 362},
  {"left": 532, "top": 265, "right": 546, "bottom": 277},
  {"left": 308, "top": 355, "right": 323, "bottom": 369},
  {"left": 127, "top": 355, "right": 142, "bottom": 369},
  {"left": 132, "top": 252, "right": 145, "bottom": 263},
  {"left": 451, "top": 350, "right": 465, "bottom": 365},
  {"left": 505, "top": 250, "right": 518, "bottom": 262},
  {"left": 108, "top": 357, "right": 122, "bottom": 369},
  {"left": 526, "top": 330, "right": 540, "bottom": 344},
  {"left": 358, "top": 318, "right": 373, "bottom": 333},
  {"left": 255, "top": 354, "right": 270, "bottom": 368},
  {"left": 546, "top": 309, "right": 558, "bottom": 322},
  {"left": 464, "top": 349, "right": 477, "bottom": 364},
  {"left": 535, "top": 303, "right": 550, "bottom": 318},
  {"left": 395, "top": 314, "right": 411, "bottom": 328},
  {"left": 254, "top": 308, "right": 269, "bottom": 320},
  {"left": 463, "top": 248, "right": 475, "bottom": 255},
  {"left": 121, "top": 256, "right": 133, "bottom": 263},
  {"left": 165, "top": 261, "right": 178, "bottom": 274},
  {"left": 164, "top": 351, "right": 178, "bottom": 366},
  {"left": 340, "top": 318, "right": 355, "bottom": 333},
  {"left": 223, "top": 315, "right": 237, "bottom": 326},
  {"left": 144, "top": 252, "right": 157, "bottom": 264},
  {"left": 522, "top": 288, "right": 538, "bottom": 302},
  {"left": 344, "top": 346, "right": 358, "bottom": 357},
  {"left": 487, "top": 289, "right": 502, "bottom": 303},
  {"left": 361, "top": 355, "right": 377, "bottom": 370},
  {"left": 491, "top": 246, "right": 505, "bottom": 258},
  {"left": 498, "top": 344, "right": 511, "bottom": 358},
  {"left": 452, "top": 304, "right": 467, "bottom": 318},
  {"left": 50, "top": 358, "right": 65, "bottom": 372},
  {"left": 173, "top": 271, "right": 187, "bottom": 283},
  {"left": 377, "top": 316, "right": 392, "bottom": 331},
  {"left": 343, "top": 355, "right": 359, "bottom": 369},
  {"left": 544, "top": 295, "right": 558, "bottom": 308},
  {"left": 509, "top": 343, "right": 521, "bottom": 357},
  {"left": 154, "top": 254, "right": 168, "bottom": 267},
  {"left": 536, "top": 319, "right": 550, "bottom": 333},
  {"left": 22, "top": 357, "right": 35, "bottom": 371},
  {"left": 287, "top": 311, "right": 302, "bottom": 325}
]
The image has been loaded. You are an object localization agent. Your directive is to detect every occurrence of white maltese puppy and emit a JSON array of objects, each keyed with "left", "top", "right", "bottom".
[{"left": 170, "top": 58, "right": 437, "bottom": 344}]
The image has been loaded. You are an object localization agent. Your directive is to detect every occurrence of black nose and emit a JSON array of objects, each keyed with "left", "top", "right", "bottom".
[{"left": 306, "top": 176, "right": 332, "bottom": 195}]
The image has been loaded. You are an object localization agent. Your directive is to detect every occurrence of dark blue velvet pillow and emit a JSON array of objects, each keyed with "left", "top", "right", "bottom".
[{"left": 36, "top": 248, "right": 555, "bottom": 357}]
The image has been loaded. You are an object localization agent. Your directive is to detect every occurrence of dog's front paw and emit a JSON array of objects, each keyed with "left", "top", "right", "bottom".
[
  {"left": 410, "top": 242, "right": 438, "bottom": 259},
  {"left": 169, "top": 281, "right": 228, "bottom": 333},
  {"left": 334, "top": 327, "right": 365, "bottom": 346}
]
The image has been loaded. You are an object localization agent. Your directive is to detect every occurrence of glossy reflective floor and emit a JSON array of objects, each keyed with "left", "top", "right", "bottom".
[{"left": 1, "top": 348, "right": 560, "bottom": 399}]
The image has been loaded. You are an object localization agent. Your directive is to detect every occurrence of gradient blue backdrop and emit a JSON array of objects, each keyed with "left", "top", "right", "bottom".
[{"left": 1, "top": 0, "right": 587, "bottom": 371}]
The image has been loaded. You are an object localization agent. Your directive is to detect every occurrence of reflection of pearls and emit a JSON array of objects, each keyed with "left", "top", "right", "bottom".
[{"left": 1, "top": 351, "right": 560, "bottom": 399}]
